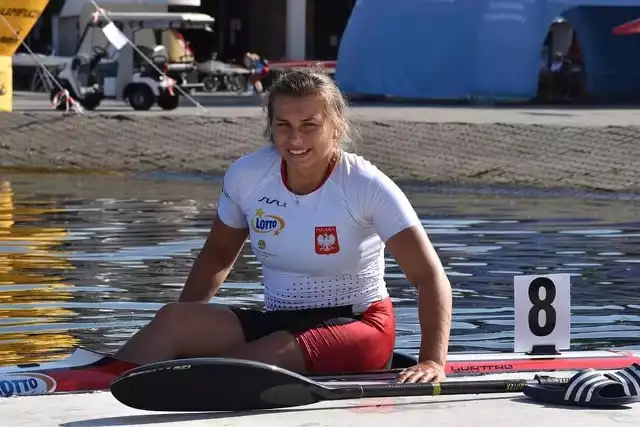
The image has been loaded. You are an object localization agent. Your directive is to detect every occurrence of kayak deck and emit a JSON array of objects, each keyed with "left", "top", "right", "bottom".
[
  {"left": 4, "top": 387, "right": 638, "bottom": 427},
  {"left": 2, "top": 346, "right": 640, "bottom": 398},
  {"left": 2, "top": 351, "right": 639, "bottom": 426}
]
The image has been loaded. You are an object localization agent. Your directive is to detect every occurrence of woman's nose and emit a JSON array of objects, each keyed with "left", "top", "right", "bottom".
[{"left": 286, "top": 128, "right": 303, "bottom": 143}]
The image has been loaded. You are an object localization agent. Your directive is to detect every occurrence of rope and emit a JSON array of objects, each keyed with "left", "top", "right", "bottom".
[
  {"left": 88, "top": 0, "right": 209, "bottom": 115},
  {"left": 0, "top": 13, "right": 84, "bottom": 114},
  {"left": 0, "top": 0, "right": 221, "bottom": 115}
]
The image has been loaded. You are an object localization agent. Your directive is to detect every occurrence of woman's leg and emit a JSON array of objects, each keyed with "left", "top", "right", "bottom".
[
  {"left": 225, "top": 298, "right": 396, "bottom": 374},
  {"left": 295, "top": 298, "right": 396, "bottom": 373},
  {"left": 225, "top": 330, "right": 308, "bottom": 372},
  {"left": 114, "top": 299, "right": 395, "bottom": 374},
  {"left": 114, "top": 302, "right": 247, "bottom": 365},
  {"left": 254, "top": 78, "right": 263, "bottom": 93}
]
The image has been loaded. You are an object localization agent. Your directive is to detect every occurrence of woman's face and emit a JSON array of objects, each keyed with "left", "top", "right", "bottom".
[{"left": 271, "top": 94, "right": 339, "bottom": 172}]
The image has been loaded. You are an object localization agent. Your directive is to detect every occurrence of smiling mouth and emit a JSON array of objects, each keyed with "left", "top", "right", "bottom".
[{"left": 288, "top": 149, "right": 310, "bottom": 156}]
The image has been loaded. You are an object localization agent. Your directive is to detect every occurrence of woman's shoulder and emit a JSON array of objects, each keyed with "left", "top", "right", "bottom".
[
  {"left": 340, "top": 150, "right": 391, "bottom": 184},
  {"left": 338, "top": 150, "right": 409, "bottom": 201}
]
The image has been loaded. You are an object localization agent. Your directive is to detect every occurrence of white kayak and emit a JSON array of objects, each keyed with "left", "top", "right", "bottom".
[
  {"left": 1, "top": 345, "right": 640, "bottom": 396},
  {"left": 1, "top": 346, "right": 639, "bottom": 426}
]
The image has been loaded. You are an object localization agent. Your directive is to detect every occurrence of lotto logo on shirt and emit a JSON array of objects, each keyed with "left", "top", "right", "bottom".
[
  {"left": 251, "top": 208, "right": 285, "bottom": 236},
  {"left": 315, "top": 226, "right": 340, "bottom": 255}
]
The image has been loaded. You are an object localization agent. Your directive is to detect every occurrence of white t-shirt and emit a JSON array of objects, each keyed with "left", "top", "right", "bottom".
[{"left": 217, "top": 145, "right": 421, "bottom": 313}]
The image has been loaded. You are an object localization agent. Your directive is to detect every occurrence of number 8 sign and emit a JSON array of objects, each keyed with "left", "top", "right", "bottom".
[{"left": 514, "top": 274, "right": 571, "bottom": 353}]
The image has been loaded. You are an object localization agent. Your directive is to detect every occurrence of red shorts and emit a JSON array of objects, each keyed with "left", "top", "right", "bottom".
[{"left": 230, "top": 298, "right": 396, "bottom": 373}]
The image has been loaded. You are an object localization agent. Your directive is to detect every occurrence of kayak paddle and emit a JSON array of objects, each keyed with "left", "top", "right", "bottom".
[{"left": 109, "top": 357, "right": 584, "bottom": 412}]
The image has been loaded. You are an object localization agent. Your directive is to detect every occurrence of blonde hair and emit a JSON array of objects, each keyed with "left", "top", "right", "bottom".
[{"left": 263, "top": 66, "right": 358, "bottom": 149}]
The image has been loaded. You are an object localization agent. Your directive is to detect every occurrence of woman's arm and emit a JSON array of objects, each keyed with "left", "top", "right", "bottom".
[
  {"left": 178, "top": 217, "right": 249, "bottom": 303},
  {"left": 385, "top": 225, "right": 452, "bottom": 381},
  {"left": 362, "top": 171, "right": 452, "bottom": 383},
  {"left": 180, "top": 153, "right": 252, "bottom": 302}
]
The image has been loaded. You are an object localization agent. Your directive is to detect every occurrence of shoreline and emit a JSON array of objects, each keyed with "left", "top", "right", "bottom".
[
  {"left": 1, "top": 112, "right": 640, "bottom": 196},
  {"left": 3, "top": 169, "right": 638, "bottom": 203}
]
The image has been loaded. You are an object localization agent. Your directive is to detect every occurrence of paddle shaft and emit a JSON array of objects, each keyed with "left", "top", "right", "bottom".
[
  {"left": 317, "top": 377, "right": 568, "bottom": 401},
  {"left": 360, "top": 379, "right": 528, "bottom": 398}
]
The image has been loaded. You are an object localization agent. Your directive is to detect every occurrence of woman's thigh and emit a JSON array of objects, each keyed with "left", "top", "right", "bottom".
[
  {"left": 226, "top": 299, "right": 395, "bottom": 373},
  {"left": 293, "top": 298, "right": 396, "bottom": 373},
  {"left": 155, "top": 302, "right": 248, "bottom": 358}
]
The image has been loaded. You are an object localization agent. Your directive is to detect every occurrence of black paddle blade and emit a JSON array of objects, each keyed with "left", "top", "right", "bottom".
[{"left": 110, "top": 357, "right": 345, "bottom": 412}]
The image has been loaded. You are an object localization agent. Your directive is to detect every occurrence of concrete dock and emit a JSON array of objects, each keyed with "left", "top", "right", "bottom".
[
  {"left": 2, "top": 362, "right": 639, "bottom": 427},
  {"left": 4, "top": 388, "right": 638, "bottom": 427}
]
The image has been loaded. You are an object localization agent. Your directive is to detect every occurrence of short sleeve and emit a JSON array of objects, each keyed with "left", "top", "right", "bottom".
[
  {"left": 366, "top": 172, "right": 422, "bottom": 242},
  {"left": 216, "top": 166, "right": 248, "bottom": 229}
]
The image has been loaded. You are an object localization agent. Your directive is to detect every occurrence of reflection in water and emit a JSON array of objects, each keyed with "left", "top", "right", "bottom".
[
  {"left": 0, "top": 181, "right": 78, "bottom": 364},
  {"left": 0, "top": 173, "right": 639, "bottom": 366}
]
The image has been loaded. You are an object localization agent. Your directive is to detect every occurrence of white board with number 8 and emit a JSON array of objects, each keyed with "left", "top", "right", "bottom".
[{"left": 513, "top": 274, "right": 571, "bottom": 353}]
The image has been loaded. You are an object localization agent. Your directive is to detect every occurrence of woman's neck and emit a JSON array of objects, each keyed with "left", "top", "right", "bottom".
[{"left": 282, "top": 151, "right": 340, "bottom": 195}]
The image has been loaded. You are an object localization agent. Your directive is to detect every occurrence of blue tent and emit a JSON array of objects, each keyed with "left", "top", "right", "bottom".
[{"left": 335, "top": 0, "right": 640, "bottom": 100}]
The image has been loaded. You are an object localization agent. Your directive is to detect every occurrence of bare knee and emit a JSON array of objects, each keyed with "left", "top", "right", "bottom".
[
  {"left": 145, "top": 302, "right": 188, "bottom": 336},
  {"left": 150, "top": 302, "right": 246, "bottom": 357},
  {"left": 153, "top": 302, "right": 185, "bottom": 325}
]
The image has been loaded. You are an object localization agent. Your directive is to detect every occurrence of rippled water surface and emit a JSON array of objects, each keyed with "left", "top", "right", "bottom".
[{"left": 1, "top": 172, "right": 639, "bottom": 366}]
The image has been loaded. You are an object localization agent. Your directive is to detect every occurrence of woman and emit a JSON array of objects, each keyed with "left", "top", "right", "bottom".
[
  {"left": 243, "top": 52, "right": 268, "bottom": 94},
  {"left": 115, "top": 69, "right": 453, "bottom": 384}
]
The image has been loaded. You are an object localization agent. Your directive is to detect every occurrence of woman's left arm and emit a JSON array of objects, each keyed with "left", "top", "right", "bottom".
[
  {"left": 363, "top": 172, "right": 452, "bottom": 384},
  {"left": 385, "top": 225, "right": 453, "bottom": 383}
]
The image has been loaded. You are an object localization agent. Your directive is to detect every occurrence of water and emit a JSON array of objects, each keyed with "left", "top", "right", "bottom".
[{"left": 1, "top": 172, "right": 640, "bottom": 367}]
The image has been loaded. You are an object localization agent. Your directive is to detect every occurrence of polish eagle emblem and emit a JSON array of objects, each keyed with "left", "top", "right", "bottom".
[{"left": 316, "top": 232, "right": 336, "bottom": 251}]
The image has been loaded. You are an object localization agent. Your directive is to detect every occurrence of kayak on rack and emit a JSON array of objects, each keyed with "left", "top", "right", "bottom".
[{"left": 1, "top": 345, "right": 639, "bottom": 398}]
